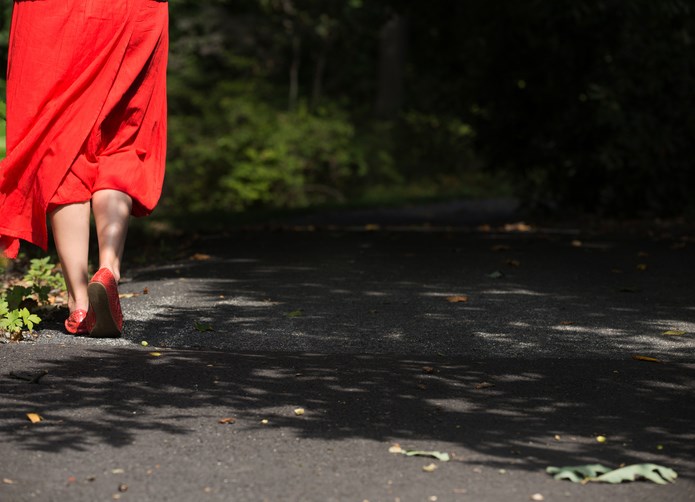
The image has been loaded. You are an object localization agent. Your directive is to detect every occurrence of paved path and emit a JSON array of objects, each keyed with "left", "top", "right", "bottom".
[{"left": 1, "top": 215, "right": 694, "bottom": 501}]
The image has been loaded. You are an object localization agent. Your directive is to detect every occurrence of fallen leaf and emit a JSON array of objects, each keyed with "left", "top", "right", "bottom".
[
  {"left": 287, "top": 310, "right": 303, "bottom": 318},
  {"left": 190, "top": 253, "right": 211, "bottom": 261},
  {"left": 547, "top": 463, "right": 677, "bottom": 485},
  {"left": 261, "top": 419, "right": 269, "bottom": 424},
  {"left": 530, "top": 494, "right": 545, "bottom": 501},
  {"left": 595, "top": 464, "right": 677, "bottom": 484},
  {"left": 388, "top": 444, "right": 403, "bottom": 454},
  {"left": 119, "top": 293, "right": 139, "bottom": 299},
  {"left": 632, "top": 355, "right": 662, "bottom": 363},
  {"left": 2, "top": 479, "right": 14, "bottom": 485},
  {"left": 446, "top": 295, "right": 469, "bottom": 303},
  {"left": 149, "top": 352, "right": 162, "bottom": 357},
  {"left": 554, "top": 435, "right": 561, "bottom": 441},
  {"left": 294, "top": 408, "right": 305, "bottom": 416},
  {"left": 422, "top": 463, "right": 438, "bottom": 472},
  {"left": 194, "top": 321, "right": 214, "bottom": 332},
  {"left": 218, "top": 417, "right": 236, "bottom": 424},
  {"left": 111, "top": 469, "right": 125, "bottom": 474},
  {"left": 26, "top": 413, "right": 42, "bottom": 423},
  {"left": 596, "top": 435, "right": 607, "bottom": 443},
  {"left": 403, "top": 450, "right": 450, "bottom": 462},
  {"left": 547, "top": 464, "right": 611, "bottom": 482},
  {"left": 422, "top": 366, "right": 435, "bottom": 374},
  {"left": 474, "top": 382, "right": 495, "bottom": 390},
  {"left": 143, "top": 288, "right": 149, "bottom": 295},
  {"left": 662, "top": 330, "right": 686, "bottom": 336},
  {"left": 141, "top": 341, "right": 149, "bottom": 347}
]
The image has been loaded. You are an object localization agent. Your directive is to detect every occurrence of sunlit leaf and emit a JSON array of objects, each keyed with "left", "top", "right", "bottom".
[
  {"left": 548, "top": 463, "right": 677, "bottom": 485},
  {"left": 287, "top": 309, "right": 303, "bottom": 318},
  {"left": 403, "top": 450, "right": 450, "bottom": 462},
  {"left": 388, "top": 444, "right": 403, "bottom": 454},
  {"left": 294, "top": 408, "right": 305, "bottom": 416},
  {"left": 149, "top": 352, "right": 162, "bottom": 357},
  {"left": 662, "top": 330, "right": 686, "bottom": 336},
  {"left": 595, "top": 435, "right": 607, "bottom": 443},
  {"left": 596, "top": 464, "right": 677, "bottom": 485},
  {"left": 546, "top": 464, "right": 611, "bottom": 482},
  {"left": 26, "top": 413, "right": 42, "bottom": 423}
]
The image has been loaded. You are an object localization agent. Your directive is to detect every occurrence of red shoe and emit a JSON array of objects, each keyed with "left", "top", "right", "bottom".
[
  {"left": 65, "top": 309, "right": 88, "bottom": 335},
  {"left": 85, "top": 268, "right": 123, "bottom": 338}
]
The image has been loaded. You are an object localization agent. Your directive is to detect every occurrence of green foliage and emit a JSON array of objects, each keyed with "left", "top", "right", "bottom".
[{"left": 1, "top": 258, "right": 64, "bottom": 338}]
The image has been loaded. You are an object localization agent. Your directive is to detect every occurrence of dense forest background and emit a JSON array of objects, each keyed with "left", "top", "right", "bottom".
[{"left": 0, "top": 0, "right": 693, "bottom": 218}]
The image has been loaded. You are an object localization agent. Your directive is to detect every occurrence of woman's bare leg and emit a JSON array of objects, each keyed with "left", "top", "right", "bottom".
[
  {"left": 49, "top": 202, "right": 91, "bottom": 312},
  {"left": 92, "top": 189, "right": 132, "bottom": 282}
]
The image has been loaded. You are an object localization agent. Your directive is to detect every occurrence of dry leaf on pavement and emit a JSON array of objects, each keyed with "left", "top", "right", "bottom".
[
  {"left": 446, "top": 295, "right": 469, "bottom": 303},
  {"left": 632, "top": 355, "right": 662, "bottom": 363},
  {"left": 26, "top": 413, "right": 42, "bottom": 423}
]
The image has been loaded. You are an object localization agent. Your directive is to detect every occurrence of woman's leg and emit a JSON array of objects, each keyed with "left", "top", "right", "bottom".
[
  {"left": 92, "top": 189, "right": 132, "bottom": 282},
  {"left": 49, "top": 202, "right": 91, "bottom": 312}
]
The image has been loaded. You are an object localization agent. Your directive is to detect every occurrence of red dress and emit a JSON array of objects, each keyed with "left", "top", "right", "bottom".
[{"left": 0, "top": 0, "right": 168, "bottom": 259}]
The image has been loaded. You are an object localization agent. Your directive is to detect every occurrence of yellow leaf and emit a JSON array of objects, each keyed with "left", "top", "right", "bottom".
[
  {"left": 149, "top": 352, "right": 162, "bottom": 357},
  {"left": 422, "top": 463, "right": 438, "bottom": 472},
  {"left": 141, "top": 341, "right": 149, "bottom": 347},
  {"left": 596, "top": 435, "right": 607, "bottom": 443},
  {"left": 662, "top": 330, "right": 686, "bottom": 336},
  {"left": 294, "top": 408, "right": 305, "bottom": 416},
  {"left": 446, "top": 295, "right": 469, "bottom": 303},
  {"left": 261, "top": 419, "right": 269, "bottom": 424},
  {"left": 26, "top": 413, "right": 42, "bottom": 423},
  {"left": 632, "top": 355, "right": 662, "bottom": 363},
  {"left": 389, "top": 444, "right": 403, "bottom": 454}
]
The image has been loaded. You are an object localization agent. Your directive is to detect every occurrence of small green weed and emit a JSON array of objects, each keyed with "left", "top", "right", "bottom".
[{"left": 1, "top": 257, "right": 65, "bottom": 341}]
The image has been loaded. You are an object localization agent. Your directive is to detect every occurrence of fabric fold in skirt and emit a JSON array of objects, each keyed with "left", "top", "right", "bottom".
[{"left": 0, "top": 0, "right": 168, "bottom": 259}]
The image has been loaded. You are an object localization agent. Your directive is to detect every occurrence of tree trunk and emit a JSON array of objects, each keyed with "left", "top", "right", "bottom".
[
  {"left": 289, "top": 34, "right": 301, "bottom": 111},
  {"left": 375, "top": 13, "right": 407, "bottom": 118}
]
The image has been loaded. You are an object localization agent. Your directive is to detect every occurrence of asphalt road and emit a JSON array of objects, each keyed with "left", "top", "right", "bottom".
[{"left": 1, "top": 213, "right": 694, "bottom": 501}]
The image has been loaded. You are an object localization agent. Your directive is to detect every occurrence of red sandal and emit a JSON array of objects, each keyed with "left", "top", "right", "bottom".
[{"left": 85, "top": 268, "right": 123, "bottom": 338}]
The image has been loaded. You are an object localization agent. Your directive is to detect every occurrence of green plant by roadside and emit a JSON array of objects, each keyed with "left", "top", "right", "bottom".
[{"left": 1, "top": 257, "right": 65, "bottom": 341}]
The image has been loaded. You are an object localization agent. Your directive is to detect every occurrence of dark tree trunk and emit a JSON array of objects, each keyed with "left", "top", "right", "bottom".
[{"left": 375, "top": 13, "right": 407, "bottom": 118}]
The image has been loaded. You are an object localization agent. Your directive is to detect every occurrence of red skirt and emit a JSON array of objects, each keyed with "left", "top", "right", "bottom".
[{"left": 0, "top": 0, "right": 168, "bottom": 259}]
